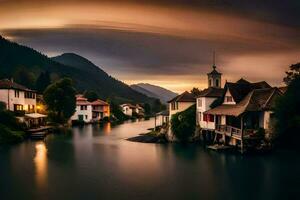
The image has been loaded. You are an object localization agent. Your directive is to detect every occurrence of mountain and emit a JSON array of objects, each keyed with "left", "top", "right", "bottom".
[
  {"left": 0, "top": 35, "right": 157, "bottom": 104},
  {"left": 131, "top": 83, "right": 178, "bottom": 103}
]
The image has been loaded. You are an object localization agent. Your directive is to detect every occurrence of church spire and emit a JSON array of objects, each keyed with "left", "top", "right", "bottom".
[
  {"left": 207, "top": 51, "right": 222, "bottom": 88},
  {"left": 212, "top": 50, "right": 216, "bottom": 69}
]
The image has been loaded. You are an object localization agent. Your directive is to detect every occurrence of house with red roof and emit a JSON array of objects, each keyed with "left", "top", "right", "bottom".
[{"left": 71, "top": 95, "right": 110, "bottom": 123}]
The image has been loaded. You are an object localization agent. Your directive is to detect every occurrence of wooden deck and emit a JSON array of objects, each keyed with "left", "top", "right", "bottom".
[
  {"left": 27, "top": 126, "right": 53, "bottom": 140},
  {"left": 215, "top": 125, "right": 243, "bottom": 140}
]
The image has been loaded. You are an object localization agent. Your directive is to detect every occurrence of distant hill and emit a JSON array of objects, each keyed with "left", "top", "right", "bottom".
[
  {"left": 0, "top": 35, "right": 157, "bottom": 104},
  {"left": 131, "top": 83, "right": 177, "bottom": 103}
]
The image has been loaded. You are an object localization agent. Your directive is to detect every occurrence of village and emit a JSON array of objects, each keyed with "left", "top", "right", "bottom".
[{"left": 0, "top": 55, "right": 290, "bottom": 154}]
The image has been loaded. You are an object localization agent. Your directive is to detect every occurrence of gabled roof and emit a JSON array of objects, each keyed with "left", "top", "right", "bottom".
[
  {"left": 76, "top": 96, "right": 109, "bottom": 106},
  {"left": 197, "top": 87, "right": 224, "bottom": 98},
  {"left": 225, "top": 79, "right": 272, "bottom": 103},
  {"left": 205, "top": 87, "right": 282, "bottom": 117},
  {"left": 90, "top": 99, "right": 109, "bottom": 106},
  {"left": 167, "top": 91, "right": 195, "bottom": 103},
  {"left": 0, "top": 79, "right": 35, "bottom": 92}
]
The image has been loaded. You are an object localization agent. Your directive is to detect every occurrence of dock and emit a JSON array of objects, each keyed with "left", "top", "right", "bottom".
[
  {"left": 27, "top": 126, "right": 53, "bottom": 140},
  {"left": 207, "top": 144, "right": 233, "bottom": 152}
]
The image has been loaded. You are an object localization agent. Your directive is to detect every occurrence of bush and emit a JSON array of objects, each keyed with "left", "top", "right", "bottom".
[
  {"left": 0, "top": 110, "right": 25, "bottom": 130},
  {"left": 0, "top": 124, "right": 25, "bottom": 144},
  {"left": 171, "top": 104, "right": 196, "bottom": 142}
]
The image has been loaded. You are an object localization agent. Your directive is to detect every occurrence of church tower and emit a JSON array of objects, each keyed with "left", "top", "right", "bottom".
[{"left": 207, "top": 52, "right": 222, "bottom": 88}]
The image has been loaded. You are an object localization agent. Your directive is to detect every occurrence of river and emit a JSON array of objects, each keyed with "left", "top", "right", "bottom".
[{"left": 0, "top": 118, "right": 299, "bottom": 200}]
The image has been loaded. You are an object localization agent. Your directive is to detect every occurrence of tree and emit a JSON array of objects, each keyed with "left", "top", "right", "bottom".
[
  {"left": 36, "top": 71, "right": 51, "bottom": 93},
  {"left": 284, "top": 63, "right": 300, "bottom": 85},
  {"left": 190, "top": 87, "right": 201, "bottom": 96},
  {"left": 43, "top": 78, "right": 76, "bottom": 124},
  {"left": 274, "top": 77, "right": 300, "bottom": 147},
  {"left": 84, "top": 90, "right": 99, "bottom": 102},
  {"left": 13, "top": 67, "right": 36, "bottom": 89},
  {"left": 171, "top": 104, "right": 196, "bottom": 142},
  {"left": 144, "top": 103, "right": 151, "bottom": 115}
]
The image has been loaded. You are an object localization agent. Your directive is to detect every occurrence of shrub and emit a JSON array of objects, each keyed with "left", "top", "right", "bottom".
[
  {"left": 0, "top": 124, "right": 25, "bottom": 144},
  {"left": 171, "top": 104, "right": 196, "bottom": 142}
]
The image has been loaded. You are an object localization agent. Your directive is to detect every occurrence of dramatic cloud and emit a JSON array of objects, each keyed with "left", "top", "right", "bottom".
[{"left": 1, "top": 0, "right": 300, "bottom": 92}]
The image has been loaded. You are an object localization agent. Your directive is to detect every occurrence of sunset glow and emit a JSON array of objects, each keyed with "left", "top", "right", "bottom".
[{"left": 1, "top": 0, "right": 299, "bottom": 92}]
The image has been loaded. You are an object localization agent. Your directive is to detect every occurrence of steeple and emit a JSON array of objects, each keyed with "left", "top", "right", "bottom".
[{"left": 207, "top": 51, "right": 222, "bottom": 88}]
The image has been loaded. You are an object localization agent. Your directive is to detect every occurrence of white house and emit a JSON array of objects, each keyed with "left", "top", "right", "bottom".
[
  {"left": 0, "top": 79, "right": 36, "bottom": 113},
  {"left": 120, "top": 104, "right": 144, "bottom": 117},
  {"left": 196, "top": 87, "right": 224, "bottom": 130},
  {"left": 204, "top": 79, "right": 282, "bottom": 150},
  {"left": 168, "top": 91, "right": 195, "bottom": 119},
  {"left": 71, "top": 96, "right": 110, "bottom": 123},
  {"left": 196, "top": 64, "right": 224, "bottom": 130}
]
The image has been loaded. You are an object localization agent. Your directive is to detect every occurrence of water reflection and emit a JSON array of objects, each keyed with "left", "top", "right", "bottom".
[
  {"left": 34, "top": 142, "right": 48, "bottom": 188},
  {"left": 103, "top": 122, "right": 111, "bottom": 135}
]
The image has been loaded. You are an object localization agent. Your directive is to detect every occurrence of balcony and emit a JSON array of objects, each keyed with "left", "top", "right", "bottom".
[{"left": 215, "top": 124, "right": 242, "bottom": 139}]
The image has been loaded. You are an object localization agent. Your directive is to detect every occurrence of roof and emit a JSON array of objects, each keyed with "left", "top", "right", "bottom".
[
  {"left": 167, "top": 91, "right": 195, "bottom": 103},
  {"left": 278, "top": 86, "right": 288, "bottom": 94},
  {"left": 90, "top": 99, "right": 109, "bottom": 106},
  {"left": 76, "top": 96, "right": 109, "bottom": 106},
  {"left": 197, "top": 87, "right": 224, "bottom": 98},
  {"left": 120, "top": 103, "right": 137, "bottom": 109},
  {"left": 156, "top": 110, "right": 169, "bottom": 116},
  {"left": 207, "top": 65, "right": 222, "bottom": 75},
  {"left": 225, "top": 79, "right": 272, "bottom": 103},
  {"left": 25, "top": 113, "right": 47, "bottom": 118},
  {"left": 0, "top": 79, "right": 35, "bottom": 92},
  {"left": 205, "top": 87, "right": 282, "bottom": 117}
]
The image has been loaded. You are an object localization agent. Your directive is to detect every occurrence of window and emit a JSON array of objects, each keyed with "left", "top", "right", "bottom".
[
  {"left": 203, "top": 114, "right": 214, "bottom": 122},
  {"left": 15, "top": 90, "right": 19, "bottom": 98},
  {"left": 198, "top": 112, "right": 201, "bottom": 121},
  {"left": 197, "top": 98, "right": 202, "bottom": 107},
  {"left": 171, "top": 102, "right": 178, "bottom": 110},
  {"left": 216, "top": 79, "right": 219, "bottom": 87},
  {"left": 209, "top": 115, "right": 215, "bottom": 122},
  {"left": 225, "top": 96, "right": 233, "bottom": 102},
  {"left": 85, "top": 115, "right": 88, "bottom": 119},
  {"left": 13, "top": 104, "right": 23, "bottom": 111},
  {"left": 80, "top": 105, "right": 87, "bottom": 110},
  {"left": 209, "top": 79, "right": 212, "bottom": 87},
  {"left": 203, "top": 114, "right": 208, "bottom": 121},
  {"left": 24, "top": 92, "right": 36, "bottom": 99}
]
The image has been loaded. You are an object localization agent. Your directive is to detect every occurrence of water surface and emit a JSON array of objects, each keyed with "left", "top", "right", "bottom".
[{"left": 0, "top": 118, "right": 299, "bottom": 200}]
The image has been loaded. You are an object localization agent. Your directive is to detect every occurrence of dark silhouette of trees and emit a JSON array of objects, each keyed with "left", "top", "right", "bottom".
[
  {"left": 44, "top": 78, "right": 76, "bottom": 124},
  {"left": 36, "top": 71, "right": 51, "bottom": 93},
  {"left": 274, "top": 63, "right": 300, "bottom": 148}
]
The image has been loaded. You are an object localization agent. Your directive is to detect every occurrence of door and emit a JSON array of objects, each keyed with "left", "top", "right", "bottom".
[{"left": 78, "top": 115, "right": 84, "bottom": 121}]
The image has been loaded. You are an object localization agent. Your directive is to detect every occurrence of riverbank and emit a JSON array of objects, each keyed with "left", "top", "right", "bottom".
[{"left": 126, "top": 130, "right": 168, "bottom": 143}]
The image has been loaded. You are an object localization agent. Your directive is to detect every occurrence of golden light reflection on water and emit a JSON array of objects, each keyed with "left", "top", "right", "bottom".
[
  {"left": 103, "top": 122, "right": 112, "bottom": 135},
  {"left": 34, "top": 142, "right": 48, "bottom": 187}
]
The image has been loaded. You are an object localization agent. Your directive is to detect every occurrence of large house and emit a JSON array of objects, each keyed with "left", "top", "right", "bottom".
[
  {"left": 71, "top": 95, "right": 110, "bottom": 123},
  {"left": 0, "top": 79, "right": 36, "bottom": 113},
  {"left": 204, "top": 79, "right": 282, "bottom": 151},
  {"left": 168, "top": 91, "right": 195, "bottom": 119}
]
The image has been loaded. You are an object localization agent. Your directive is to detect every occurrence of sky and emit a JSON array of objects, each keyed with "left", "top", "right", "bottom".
[{"left": 1, "top": 0, "right": 300, "bottom": 93}]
